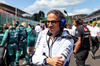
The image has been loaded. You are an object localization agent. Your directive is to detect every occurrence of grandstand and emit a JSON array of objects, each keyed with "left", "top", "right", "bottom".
[
  {"left": 0, "top": 2, "right": 43, "bottom": 26},
  {"left": 84, "top": 9, "right": 100, "bottom": 26}
]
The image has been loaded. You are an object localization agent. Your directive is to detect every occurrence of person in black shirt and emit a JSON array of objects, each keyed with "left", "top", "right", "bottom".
[{"left": 73, "top": 18, "right": 91, "bottom": 66}]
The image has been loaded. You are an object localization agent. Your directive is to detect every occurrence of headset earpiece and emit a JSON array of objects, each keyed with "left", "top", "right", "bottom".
[
  {"left": 60, "top": 18, "right": 66, "bottom": 28},
  {"left": 48, "top": 10, "right": 66, "bottom": 29},
  {"left": 76, "top": 20, "right": 79, "bottom": 24},
  {"left": 75, "top": 19, "right": 82, "bottom": 25},
  {"left": 56, "top": 10, "right": 66, "bottom": 29}
]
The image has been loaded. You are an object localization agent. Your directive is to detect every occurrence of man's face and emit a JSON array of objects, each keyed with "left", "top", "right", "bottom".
[
  {"left": 73, "top": 20, "right": 76, "bottom": 26},
  {"left": 5, "top": 23, "right": 7, "bottom": 26},
  {"left": 47, "top": 13, "right": 60, "bottom": 34},
  {"left": 13, "top": 21, "right": 16, "bottom": 26},
  {"left": 7, "top": 24, "right": 9, "bottom": 28}
]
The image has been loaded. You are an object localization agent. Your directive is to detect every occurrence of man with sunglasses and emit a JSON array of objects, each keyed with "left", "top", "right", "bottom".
[{"left": 32, "top": 10, "right": 74, "bottom": 66}]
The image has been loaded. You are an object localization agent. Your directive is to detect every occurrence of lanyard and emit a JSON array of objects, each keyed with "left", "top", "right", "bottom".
[{"left": 46, "top": 35, "right": 58, "bottom": 57}]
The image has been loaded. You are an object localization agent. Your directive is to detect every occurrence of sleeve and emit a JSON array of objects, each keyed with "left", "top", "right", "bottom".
[
  {"left": 39, "top": 26, "right": 42, "bottom": 32},
  {"left": 35, "top": 31, "right": 42, "bottom": 48},
  {"left": 75, "top": 28, "right": 81, "bottom": 37},
  {"left": 57, "top": 39, "right": 74, "bottom": 62},
  {"left": 32, "top": 40, "right": 47, "bottom": 65},
  {"left": 35, "top": 26, "right": 37, "bottom": 31},
  {"left": 97, "top": 27, "right": 100, "bottom": 32},
  {"left": 1, "top": 30, "right": 9, "bottom": 46}
]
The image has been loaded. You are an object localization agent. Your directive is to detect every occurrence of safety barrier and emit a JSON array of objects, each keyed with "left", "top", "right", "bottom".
[{"left": 0, "top": 12, "right": 44, "bottom": 26}]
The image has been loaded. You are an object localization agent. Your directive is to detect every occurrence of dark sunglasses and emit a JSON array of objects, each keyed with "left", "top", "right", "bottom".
[{"left": 46, "top": 20, "right": 61, "bottom": 24}]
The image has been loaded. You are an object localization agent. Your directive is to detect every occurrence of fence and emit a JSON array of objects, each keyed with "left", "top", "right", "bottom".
[{"left": 0, "top": 12, "right": 44, "bottom": 26}]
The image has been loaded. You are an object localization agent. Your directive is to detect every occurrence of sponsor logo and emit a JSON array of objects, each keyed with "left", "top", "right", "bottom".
[
  {"left": 43, "top": 44, "right": 45, "bottom": 48},
  {"left": 68, "top": 45, "right": 71, "bottom": 49},
  {"left": 84, "top": 27, "right": 88, "bottom": 32},
  {"left": 76, "top": 31, "right": 78, "bottom": 34}
]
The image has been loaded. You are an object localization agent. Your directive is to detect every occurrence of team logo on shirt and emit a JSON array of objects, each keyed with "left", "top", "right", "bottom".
[
  {"left": 84, "top": 27, "right": 88, "bottom": 32},
  {"left": 76, "top": 31, "right": 78, "bottom": 34},
  {"left": 68, "top": 45, "right": 71, "bottom": 49},
  {"left": 43, "top": 44, "right": 45, "bottom": 48}
]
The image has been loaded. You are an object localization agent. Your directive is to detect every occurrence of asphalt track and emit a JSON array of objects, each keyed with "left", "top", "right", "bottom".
[
  {"left": 69, "top": 47, "right": 100, "bottom": 66},
  {"left": 18, "top": 47, "right": 100, "bottom": 66}
]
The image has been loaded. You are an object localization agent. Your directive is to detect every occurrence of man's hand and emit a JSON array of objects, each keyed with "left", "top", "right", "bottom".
[
  {"left": 46, "top": 56, "right": 64, "bottom": 66},
  {"left": 73, "top": 52, "right": 77, "bottom": 58},
  {"left": 74, "top": 53, "right": 76, "bottom": 58}
]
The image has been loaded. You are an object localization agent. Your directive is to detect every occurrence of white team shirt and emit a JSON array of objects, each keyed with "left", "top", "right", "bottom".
[
  {"left": 32, "top": 30, "right": 74, "bottom": 66},
  {"left": 87, "top": 25, "right": 91, "bottom": 31},
  {"left": 64, "top": 28, "right": 75, "bottom": 36},
  {"left": 72, "top": 25, "right": 77, "bottom": 36},
  {"left": 35, "top": 28, "right": 48, "bottom": 48},
  {"left": 89, "top": 26, "right": 100, "bottom": 37},
  {"left": 35, "top": 25, "right": 42, "bottom": 33}
]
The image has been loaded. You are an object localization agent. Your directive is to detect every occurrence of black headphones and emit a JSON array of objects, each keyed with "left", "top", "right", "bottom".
[
  {"left": 75, "top": 19, "right": 82, "bottom": 25},
  {"left": 76, "top": 20, "right": 79, "bottom": 24}
]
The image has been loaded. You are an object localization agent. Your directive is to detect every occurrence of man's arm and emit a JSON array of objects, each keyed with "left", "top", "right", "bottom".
[
  {"left": 46, "top": 56, "right": 64, "bottom": 66},
  {"left": 34, "top": 31, "right": 42, "bottom": 48},
  {"left": 33, "top": 35, "right": 74, "bottom": 66},
  {"left": 44, "top": 38, "right": 74, "bottom": 66},
  {"left": 98, "top": 32, "right": 100, "bottom": 38},
  {"left": 1, "top": 30, "right": 9, "bottom": 46},
  {"left": 32, "top": 43, "right": 47, "bottom": 65},
  {"left": 89, "top": 34, "right": 91, "bottom": 44},
  {"left": 73, "top": 37, "right": 81, "bottom": 57}
]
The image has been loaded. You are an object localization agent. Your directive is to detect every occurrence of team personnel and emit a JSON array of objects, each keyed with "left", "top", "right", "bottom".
[
  {"left": 73, "top": 18, "right": 90, "bottom": 66},
  {"left": 3, "top": 23, "right": 8, "bottom": 32},
  {"left": 13, "top": 20, "right": 30, "bottom": 65},
  {"left": 28, "top": 22, "right": 32, "bottom": 27},
  {"left": 1, "top": 22, "right": 19, "bottom": 66},
  {"left": 89, "top": 22, "right": 100, "bottom": 58},
  {"left": 32, "top": 10, "right": 74, "bottom": 66},
  {"left": 21, "top": 22, "right": 35, "bottom": 57}
]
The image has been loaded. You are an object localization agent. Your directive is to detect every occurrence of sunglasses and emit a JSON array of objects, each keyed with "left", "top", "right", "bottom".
[{"left": 46, "top": 20, "right": 61, "bottom": 25}]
